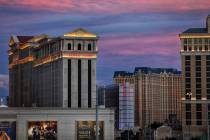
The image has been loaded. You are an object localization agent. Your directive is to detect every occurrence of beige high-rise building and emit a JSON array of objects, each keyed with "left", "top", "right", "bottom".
[
  {"left": 180, "top": 15, "right": 210, "bottom": 139},
  {"left": 113, "top": 67, "right": 182, "bottom": 129}
]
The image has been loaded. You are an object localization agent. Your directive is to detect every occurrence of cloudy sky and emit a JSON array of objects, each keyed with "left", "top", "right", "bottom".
[{"left": 0, "top": 0, "right": 210, "bottom": 97}]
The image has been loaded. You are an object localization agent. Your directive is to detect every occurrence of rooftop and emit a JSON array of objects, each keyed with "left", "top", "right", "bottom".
[
  {"left": 64, "top": 28, "right": 97, "bottom": 38},
  {"left": 134, "top": 67, "right": 181, "bottom": 74},
  {"left": 17, "top": 36, "right": 34, "bottom": 43},
  {"left": 182, "top": 28, "right": 208, "bottom": 34}
]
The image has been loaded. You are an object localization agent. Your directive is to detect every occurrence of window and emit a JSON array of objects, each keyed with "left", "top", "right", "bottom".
[
  {"left": 186, "top": 104, "right": 191, "bottom": 125},
  {"left": 185, "top": 72, "right": 190, "bottom": 77},
  {"left": 194, "top": 38, "right": 198, "bottom": 44},
  {"left": 196, "top": 72, "right": 201, "bottom": 77},
  {"left": 199, "top": 46, "right": 202, "bottom": 51},
  {"left": 88, "top": 43, "right": 91, "bottom": 51},
  {"left": 205, "top": 45, "right": 208, "bottom": 51},
  {"left": 196, "top": 67, "right": 201, "bottom": 71},
  {"left": 186, "top": 104, "right": 191, "bottom": 111},
  {"left": 188, "top": 39, "right": 192, "bottom": 44},
  {"left": 196, "top": 78, "right": 201, "bottom": 82},
  {"left": 196, "top": 61, "right": 201, "bottom": 65},
  {"left": 68, "top": 43, "right": 71, "bottom": 50},
  {"left": 185, "top": 67, "right": 190, "bottom": 71},
  {"left": 196, "top": 104, "right": 202, "bottom": 111},
  {"left": 184, "top": 39, "right": 187, "bottom": 44},
  {"left": 198, "top": 38, "right": 202, "bottom": 44},
  {"left": 196, "top": 84, "right": 201, "bottom": 88},
  {"left": 78, "top": 43, "right": 81, "bottom": 50},
  {"left": 186, "top": 112, "right": 191, "bottom": 119},
  {"left": 185, "top": 61, "right": 190, "bottom": 65},
  {"left": 189, "top": 46, "right": 192, "bottom": 51},
  {"left": 185, "top": 56, "right": 191, "bottom": 60},
  {"left": 196, "top": 94, "right": 201, "bottom": 100},
  {"left": 78, "top": 60, "right": 81, "bottom": 107},
  {"left": 186, "top": 78, "right": 191, "bottom": 82},
  {"left": 207, "top": 55, "right": 210, "bottom": 60},
  {"left": 196, "top": 55, "right": 201, "bottom": 60},
  {"left": 185, "top": 83, "right": 191, "bottom": 88}
]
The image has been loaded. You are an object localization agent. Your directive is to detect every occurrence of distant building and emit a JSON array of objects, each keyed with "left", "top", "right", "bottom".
[
  {"left": 113, "top": 67, "right": 182, "bottom": 129},
  {"left": 104, "top": 83, "right": 135, "bottom": 130},
  {"left": 179, "top": 15, "right": 210, "bottom": 139},
  {"left": 118, "top": 82, "right": 135, "bottom": 130},
  {"left": 8, "top": 28, "right": 98, "bottom": 108},
  {"left": 105, "top": 84, "right": 119, "bottom": 129}
]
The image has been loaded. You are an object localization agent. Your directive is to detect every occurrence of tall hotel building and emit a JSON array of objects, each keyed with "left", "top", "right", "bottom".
[
  {"left": 113, "top": 67, "right": 182, "bottom": 129},
  {"left": 180, "top": 15, "right": 210, "bottom": 138},
  {"left": 8, "top": 28, "right": 97, "bottom": 108}
]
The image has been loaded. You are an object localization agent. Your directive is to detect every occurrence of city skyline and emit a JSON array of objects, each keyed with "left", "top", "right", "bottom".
[{"left": 1, "top": 1, "right": 210, "bottom": 97}]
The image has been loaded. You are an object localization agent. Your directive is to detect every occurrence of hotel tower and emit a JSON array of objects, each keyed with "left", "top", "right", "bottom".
[
  {"left": 180, "top": 15, "right": 210, "bottom": 139},
  {"left": 8, "top": 28, "right": 98, "bottom": 108}
]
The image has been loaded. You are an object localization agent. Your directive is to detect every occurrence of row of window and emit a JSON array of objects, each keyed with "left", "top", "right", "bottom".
[
  {"left": 185, "top": 104, "right": 203, "bottom": 125},
  {"left": 184, "top": 38, "right": 210, "bottom": 44},
  {"left": 67, "top": 43, "right": 93, "bottom": 51}
]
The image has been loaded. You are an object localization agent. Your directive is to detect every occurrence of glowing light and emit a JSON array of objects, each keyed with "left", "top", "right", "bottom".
[
  {"left": 9, "top": 56, "right": 34, "bottom": 69},
  {"left": 179, "top": 34, "right": 210, "bottom": 39},
  {"left": 33, "top": 52, "right": 97, "bottom": 67},
  {"left": 64, "top": 28, "right": 97, "bottom": 38}
]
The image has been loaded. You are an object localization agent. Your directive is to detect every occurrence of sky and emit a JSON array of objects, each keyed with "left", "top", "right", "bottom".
[{"left": 0, "top": 0, "right": 210, "bottom": 97}]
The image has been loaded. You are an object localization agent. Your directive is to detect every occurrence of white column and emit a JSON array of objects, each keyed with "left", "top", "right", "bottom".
[
  {"left": 62, "top": 59, "right": 68, "bottom": 108},
  {"left": 71, "top": 59, "right": 78, "bottom": 108},
  {"left": 81, "top": 59, "right": 88, "bottom": 108},
  {"left": 91, "top": 59, "right": 96, "bottom": 108}
]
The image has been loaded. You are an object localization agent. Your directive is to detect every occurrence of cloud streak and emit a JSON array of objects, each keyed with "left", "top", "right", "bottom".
[{"left": 1, "top": 0, "right": 210, "bottom": 14}]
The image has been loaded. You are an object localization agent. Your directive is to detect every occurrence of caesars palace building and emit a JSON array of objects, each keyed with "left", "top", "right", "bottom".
[{"left": 0, "top": 28, "right": 114, "bottom": 140}]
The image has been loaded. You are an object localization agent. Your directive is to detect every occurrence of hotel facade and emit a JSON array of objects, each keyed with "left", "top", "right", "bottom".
[
  {"left": 113, "top": 67, "right": 182, "bottom": 129},
  {"left": 3, "top": 28, "right": 115, "bottom": 140},
  {"left": 8, "top": 28, "right": 97, "bottom": 108},
  {"left": 180, "top": 15, "right": 210, "bottom": 139}
]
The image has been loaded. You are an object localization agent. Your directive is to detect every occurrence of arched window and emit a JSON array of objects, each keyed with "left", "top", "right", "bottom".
[
  {"left": 88, "top": 43, "right": 91, "bottom": 51},
  {"left": 68, "top": 43, "right": 71, "bottom": 50},
  {"left": 78, "top": 43, "right": 81, "bottom": 50}
]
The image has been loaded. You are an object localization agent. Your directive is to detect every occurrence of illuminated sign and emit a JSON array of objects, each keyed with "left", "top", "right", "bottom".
[
  {"left": 76, "top": 121, "right": 104, "bottom": 140},
  {"left": 0, "top": 121, "right": 16, "bottom": 140},
  {"left": 28, "top": 121, "right": 57, "bottom": 140}
]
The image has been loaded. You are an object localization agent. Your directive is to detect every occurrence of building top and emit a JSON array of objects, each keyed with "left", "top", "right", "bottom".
[
  {"left": 113, "top": 67, "right": 181, "bottom": 78},
  {"left": 180, "top": 15, "right": 210, "bottom": 36},
  {"left": 182, "top": 28, "right": 208, "bottom": 34},
  {"left": 134, "top": 67, "right": 181, "bottom": 74},
  {"left": 64, "top": 28, "right": 97, "bottom": 38},
  {"left": 113, "top": 71, "right": 133, "bottom": 77},
  {"left": 16, "top": 36, "right": 34, "bottom": 43}
]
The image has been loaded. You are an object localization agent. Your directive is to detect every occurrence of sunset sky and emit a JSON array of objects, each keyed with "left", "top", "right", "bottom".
[{"left": 0, "top": 0, "right": 210, "bottom": 97}]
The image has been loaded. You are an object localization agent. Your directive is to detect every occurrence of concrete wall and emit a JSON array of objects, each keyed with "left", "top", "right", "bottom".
[{"left": 0, "top": 108, "right": 114, "bottom": 140}]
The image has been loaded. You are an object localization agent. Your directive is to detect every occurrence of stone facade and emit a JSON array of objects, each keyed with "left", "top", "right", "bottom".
[
  {"left": 0, "top": 108, "right": 114, "bottom": 140},
  {"left": 180, "top": 15, "right": 210, "bottom": 139}
]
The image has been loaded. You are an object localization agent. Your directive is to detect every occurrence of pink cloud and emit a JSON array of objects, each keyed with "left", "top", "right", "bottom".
[
  {"left": 1, "top": 0, "right": 210, "bottom": 13},
  {"left": 99, "top": 32, "right": 180, "bottom": 56}
]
